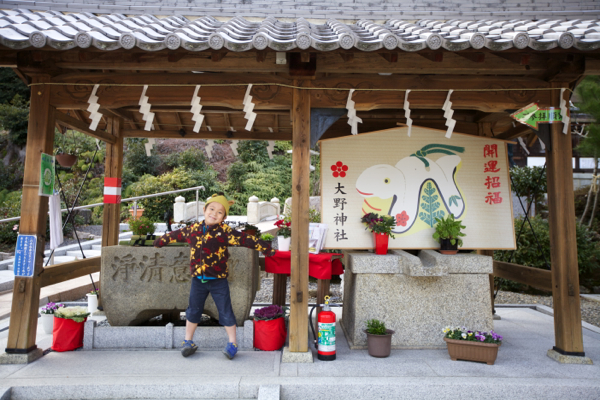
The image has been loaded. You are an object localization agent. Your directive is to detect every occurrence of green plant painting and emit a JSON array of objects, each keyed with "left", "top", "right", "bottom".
[{"left": 419, "top": 181, "right": 445, "bottom": 227}]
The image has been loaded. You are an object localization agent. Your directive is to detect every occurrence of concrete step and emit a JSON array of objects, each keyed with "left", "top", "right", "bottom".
[
  {"left": 0, "top": 270, "right": 14, "bottom": 292},
  {"left": 92, "top": 245, "right": 102, "bottom": 250},
  {"left": 66, "top": 250, "right": 102, "bottom": 259}
]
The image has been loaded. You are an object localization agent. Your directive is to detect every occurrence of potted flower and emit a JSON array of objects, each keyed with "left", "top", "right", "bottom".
[
  {"left": 40, "top": 302, "right": 65, "bottom": 335},
  {"left": 242, "top": 223, "right": 261, "bottom": 237},
  {"left": 360, "top": 213, "right": 396, "bottom": 255},
  {"left": 54, "top": 130, "right": 79, "bottom": 168},
  {"left": 274, "top": 218, "right": 292, "bottom": 251},
  {"left": 253, "top": 304, "right": 288, "bottom": 351},
  {"left": 129, "top": 204, "right": 145, "bottom": 219},
  {"left": 443, "top": 326, "right": 503, "bottom": 365},
  {"left": 364, "top": 319, "right": 395, "bottom": 358},
  {"left": 52, "top": 306, "right": 90, "bottom": 352},
  {"left": 432, "top": 214, "right": 466, "bottom": 254},
  {"left": 260, "top": 233, "right": 274, "bottom": 242},
  {"left": 128, "top": 216, "right": 157, "bottom": 245},
  {"left": 87, "top": 288, "right": 99, "bottom": 315}
]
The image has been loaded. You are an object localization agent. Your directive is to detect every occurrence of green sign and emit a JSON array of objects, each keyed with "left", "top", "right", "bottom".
[
  {"left": 39, "top": 153, "right": 55, "bottom": 197},
  {"left": 510, "top": 103, "right": 562, "bottom": 130}
]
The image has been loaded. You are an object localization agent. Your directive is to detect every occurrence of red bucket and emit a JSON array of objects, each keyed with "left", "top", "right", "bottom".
[
  {"left": 254, "top": 318, "right": 287, "bottom": 351},
  {"left": 52, "top": 317, "right": 87, "bottom": 352},
  {"left": 374, "top": 232, "right": 389, "bottom": 255}
]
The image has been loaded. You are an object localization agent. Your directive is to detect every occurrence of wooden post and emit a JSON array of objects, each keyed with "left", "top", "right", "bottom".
[
  {"left": 101, "top": 117, "right": 124, "bottom": 248},
  {"left": 289, "top": 81, "right": 310, "bottom": 353},
  {"left": 545, "top": 83, "right": 585, "bottom": 356},
  {"left": 5, "top": 76, "right": 55, "bottom": 357},
  {"left": 272, "top": 274, "right": 287, "bottom": 306}
]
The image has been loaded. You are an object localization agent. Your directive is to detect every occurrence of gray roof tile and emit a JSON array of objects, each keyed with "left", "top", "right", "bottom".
[{"left": 0, "top": 8, "right": 597, "bottom": 52}]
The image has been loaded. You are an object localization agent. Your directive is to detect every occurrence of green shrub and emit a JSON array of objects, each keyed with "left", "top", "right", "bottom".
[
  {"left": 123, "top": 139, "right": 161, "bottom": 178},
  {"left": 494, "top": 216, "right": 600, "bottom": 290},
  {"left": 0, "top": 95, "right": 29, "bottom": 147},
  {"left": 366, "top": 319, "right": 387, "bottom": 335},
  {"left": 164, "top": 147, "right": 207, "bottom": 171},
  {"left": 129, "top": 166, "right": 221, "bottom": 222},
  {"left": 128, "top": 216, "right": 156, "bottom": 236}
]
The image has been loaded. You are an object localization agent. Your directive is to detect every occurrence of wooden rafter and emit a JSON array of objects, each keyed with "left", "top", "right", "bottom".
[
  {"left": 122, "top": 129, "right": 291, "bottom": 140},
  {"left": 55, "top": 112, "right": 117, "bottom": 144}
]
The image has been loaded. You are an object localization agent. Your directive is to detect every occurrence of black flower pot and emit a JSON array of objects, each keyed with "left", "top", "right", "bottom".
[{"left": 439, "top": 238, "right": 458, "bottom": 255}]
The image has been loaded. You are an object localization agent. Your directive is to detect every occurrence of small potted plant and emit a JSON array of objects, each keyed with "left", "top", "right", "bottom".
[
  {"left": 54, "top": 129, "right": 79, "bottom": 168},
  {"left": 360, "top": 213, "right": 396, "bottom": 255},
  {"left": 52, "top": 306, "right": 90, "bottom": 352},
  {"left": 364, "top": 319, "right": 395, "bottom": 358},
  {"left": 87, "top": 288, "right": 100, "bottom": 315},
  {"left": 128, "top": 216, "right": 157, "bottom": 245},
  {"left": 129, "top": 203, "right": 145, "bottom": 219},
  {"left": 274, "top": 218, "right": 292, "bottom": 251},
  {"left": 242, "top": 223, "right": 261, "bottom": 237},
  {"left": 40, "top": 302, "right": 65, "bottom": 335},
  {"left": 443, "top": 326, "right": 503, "bottom": 365},
  {"left": 260, "top": 233, "right": 274, "bottom": 242},
  {"left": 253, "top": 304, "right": 288, "bottom": 351},
  {"left": 432, "top": 214, "right": 466, "bottom": 254}
]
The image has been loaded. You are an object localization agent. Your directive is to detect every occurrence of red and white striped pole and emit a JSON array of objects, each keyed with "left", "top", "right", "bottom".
[{"left": 103, "top": 177, "right": 122, "bottom": 204}]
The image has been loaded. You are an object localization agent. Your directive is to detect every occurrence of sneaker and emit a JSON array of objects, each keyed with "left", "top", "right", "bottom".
[
  {"left": 181, "top": 340, "right": 197, "bottom": 357},
  {"left": 222, "top": 342, "right": 238, "bottom": 360}
]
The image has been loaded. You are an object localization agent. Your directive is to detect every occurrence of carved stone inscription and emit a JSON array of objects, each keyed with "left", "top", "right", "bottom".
[{"left": 101, "top": 246, "right": 258, "bottom": 326}]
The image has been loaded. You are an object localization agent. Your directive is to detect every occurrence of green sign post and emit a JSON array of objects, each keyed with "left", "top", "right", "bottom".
[
  {"left": 510, "top": 103, "right": 562, "bottom": 130},
  {"left": 39, "top": 153, "right": 55, "bottom": 197}
]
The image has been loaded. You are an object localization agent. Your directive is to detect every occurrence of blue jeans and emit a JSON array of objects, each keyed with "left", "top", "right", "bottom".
[{"left": 186, "top": 278, "right": 236, "bottom": 327}]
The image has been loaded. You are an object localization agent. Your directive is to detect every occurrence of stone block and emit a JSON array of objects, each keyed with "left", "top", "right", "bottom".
[
  {"left": 547, "top": 349, "right": 593, "bottom": 364},
  {"left": 343, "top": 251, "right": 402, "bottom": 274},
  {"left": 418, "top": 249, "right": 493, "bottom": 274},
  {"left": 83, "top": 319, "right": 96, "bottom": 350},
  {"left": 281, "top": 347, "right": 313, "bottom": 363},
  {"left": 165, "top": 322, "right": 174, "bottom": 349},
  {"left": 257, "top": 385, "right": 280, "bottom": 400},
  {"left": 342, "top": 252, "right": 493, "bottom": 349},
  {"left": 101, "top": 246, "right": 260, "bottom": 326},
  {"left": 0, "top": 348, "right": 43, "bottom": 365}
]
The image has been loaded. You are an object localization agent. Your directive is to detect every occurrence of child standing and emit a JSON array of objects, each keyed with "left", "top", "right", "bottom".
[{"left": 153, "top": 193, "right": 276, "bottom": 359}]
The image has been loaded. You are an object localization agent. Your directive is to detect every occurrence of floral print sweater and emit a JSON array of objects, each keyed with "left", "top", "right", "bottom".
[{"left": 154, "top": 222, "right": 275, "bottom": 279}]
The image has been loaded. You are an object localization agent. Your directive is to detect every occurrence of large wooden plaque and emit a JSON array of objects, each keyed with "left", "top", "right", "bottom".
[{"left": 320, "top": 127, "right": 515, "bottom": 250}]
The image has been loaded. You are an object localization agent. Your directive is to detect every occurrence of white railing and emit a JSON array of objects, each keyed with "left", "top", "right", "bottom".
[{"left": 0, "top": 186, "right": 205, "bottom": 223}]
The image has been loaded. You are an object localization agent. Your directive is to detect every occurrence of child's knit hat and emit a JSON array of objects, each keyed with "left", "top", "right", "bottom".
[{"left": 205, "top": 194, "right": 235, "bottom": 216}]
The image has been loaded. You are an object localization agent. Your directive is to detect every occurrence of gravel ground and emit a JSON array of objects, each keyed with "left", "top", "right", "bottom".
[{"left": 496, "top": 290, "right": 600, "bottom": 328}]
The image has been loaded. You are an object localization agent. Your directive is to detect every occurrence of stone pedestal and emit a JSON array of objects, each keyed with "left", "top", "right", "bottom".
[
  {"left": 341, "top": 249, "right": 493, "bottom": 349},
  {"left": 101, "top": 246, "right": 260, "bottom": 326}
]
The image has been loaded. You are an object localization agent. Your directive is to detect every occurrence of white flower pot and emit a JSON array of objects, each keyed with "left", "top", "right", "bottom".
[
  {"left": 277, "top": 236, "right": 291, "bottom": 252},
  {"left": 40, "top": 313, "right": 54, "bottom": 335},
  {"left": 87, "top": 294, "right": 98, "bottom": 315}
]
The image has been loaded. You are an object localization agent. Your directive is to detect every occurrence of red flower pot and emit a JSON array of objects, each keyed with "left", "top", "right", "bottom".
[
  {"left": 254, "top": 317, "right": 287, "bottom": 351},
  {"left": 373, "top": 232, "right": 389, "bottom": 255},
  {"left": 52, "top": 317, "right": 87, "bottom": 352}
]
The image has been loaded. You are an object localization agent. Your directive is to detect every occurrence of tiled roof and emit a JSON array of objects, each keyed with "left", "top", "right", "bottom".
[
  {"left": 0, "top": 9, "right": 599, "bottom": 52},
  {"left": 1, "top": 1, "right": 599, "bottom": 21}
]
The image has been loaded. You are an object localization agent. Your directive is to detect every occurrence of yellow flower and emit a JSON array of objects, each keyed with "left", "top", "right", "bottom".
[{"left": 468, "top": 332, "right": 473, "bottom": 336}]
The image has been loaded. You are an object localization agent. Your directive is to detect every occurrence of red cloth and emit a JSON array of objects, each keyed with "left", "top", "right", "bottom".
[
  {"left": 265, "top": 251, "right": 344, "bottom": 279},
  {"left": 52, "top": 317, "right": 87, "bottom": 352},
  {"left": 254, "top": 318, "right": 287, "bottom": 351}
]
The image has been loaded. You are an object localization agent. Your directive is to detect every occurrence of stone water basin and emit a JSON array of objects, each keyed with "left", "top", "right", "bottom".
[{"left": 101, "top": 246, "right": 260, "bottom": 326}]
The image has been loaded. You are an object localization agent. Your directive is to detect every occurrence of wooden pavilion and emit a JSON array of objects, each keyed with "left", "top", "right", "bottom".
[{"left": 1, "top": 8, "right": 599, "bottom": 361}]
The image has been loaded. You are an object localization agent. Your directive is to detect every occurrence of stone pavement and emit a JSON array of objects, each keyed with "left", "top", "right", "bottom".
[{"left": 0, "top": 306, "right": 599, "bottom": 400}]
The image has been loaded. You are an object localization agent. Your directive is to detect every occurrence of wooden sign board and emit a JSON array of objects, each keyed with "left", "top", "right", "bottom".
[{"left": 320, "top": 127, "right": 516, "bottom": 250}]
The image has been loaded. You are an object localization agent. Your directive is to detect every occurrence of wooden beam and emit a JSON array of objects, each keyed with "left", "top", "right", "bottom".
[
  {"left": 584, "top": 58, "right": 600, "bottom": 76},
  {"left": 379, "top": 53, "right": 398, "bottom": 63},
  {"left": 416, "top": 52, "right": 443, "bottom": 62},
  {"left": 40, "top": 257, "right": 101, "bottom": 287},
  {"left": 289, "top": 53, "right": 316, "bottom": 77},
  {"left": 102, "top": 116, "right": 124, "bottom": 248},
  {"left": 339, "top": 53, "right": 354, "bottom": 63},
  {"left": 122, "top": 129, "right": 292, "bottom": 140},
  {"left": 211, "top": 51, "right": 227, "bottom": 62},
  {"left": 493, "top": 260, "right": 552, "bottom": 292},
  {"left": 478, "top": 250, "right": 496, "bottom": 315},
  {"left": 174, "top": 112, "right": 183, "bottom": 131},
  {"left": 55, "top": 112, "right": 116, "bottom": 144},
  {"left": 495, "top": 124, "right": 532, "bottom": 140},
  {"left": 49, "top": 73, "right": 553, "bottom": 113},
  {"left": 545, "top": 82, "right": 585, "bottom": 356},
  {"left": 6, "top": 75, "right": 56, "bottom": 355},
  {"left": 456, "top": 52, "right": 485, "bottom": 63},
  {"left": 256, "top": 51, "right": 267, "bottom": 63},
  {"left": 289, "top": 80, "right": 310, "bottom": 353}
]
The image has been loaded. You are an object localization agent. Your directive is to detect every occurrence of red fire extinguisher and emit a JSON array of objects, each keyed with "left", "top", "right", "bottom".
[{"left": 318, "top": 295, "right": 336, "bottom": 361}]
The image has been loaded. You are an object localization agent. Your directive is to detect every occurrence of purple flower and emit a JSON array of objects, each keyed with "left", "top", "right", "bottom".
[{"left": 254, "top": 305, "right": 285, "bottom": 321}]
